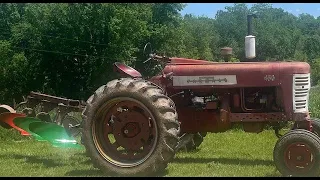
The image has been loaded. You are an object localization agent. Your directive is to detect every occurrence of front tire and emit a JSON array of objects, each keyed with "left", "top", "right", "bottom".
[
  {"left": 273, "top": 129, "right": 320, "bottom": 177},
  {"left": 81, "top": 78, "right": 180, "bottom": 176}
]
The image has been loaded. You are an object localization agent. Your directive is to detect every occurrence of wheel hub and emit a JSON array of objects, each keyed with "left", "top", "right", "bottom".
[
  {"left": 284, "top": 142, "right": 314, "bottom": 172},
  {"left": 123, "top": 122, "right": 140, "bottom": 138},
  {"left": 112, "top": 111, "right": 150, "bottom": 151},
  {"left": 95, "top": 99, "right": 157, "bottom": 166}
]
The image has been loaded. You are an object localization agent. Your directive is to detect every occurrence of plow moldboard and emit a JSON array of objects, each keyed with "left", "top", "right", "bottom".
[
  {"left": 13, "top": 117, "right": 46, "bottom": 141},
  {"left": 0, "top": 112, "right": 30, "bottom": 136},
  {"left": 27, "top": 121, "right": 82, "bottom": 149}
]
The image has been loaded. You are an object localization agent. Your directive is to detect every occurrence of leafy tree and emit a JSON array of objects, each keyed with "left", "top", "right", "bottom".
[{"left": 2, "top": 3, "right": 320, "bottom": 104}]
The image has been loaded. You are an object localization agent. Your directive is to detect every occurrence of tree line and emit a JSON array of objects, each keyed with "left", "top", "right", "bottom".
[{"left": 1, "top": 3, "right": 320, "bottom": 105}]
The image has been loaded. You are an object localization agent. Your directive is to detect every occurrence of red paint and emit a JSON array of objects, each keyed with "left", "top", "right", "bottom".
[
  {"left": 99, "top": 99, "right": 156, "bottom": 160},
  {"left": 160, "top": 59, "right": 310, "bottom": 123},
  {"left": 113, "top": 57, "right": 311, "bottom": 134},
  {"left": 284, "top": 142, "right": 314, "bottom": 173},
  {"left": 0, "top": 112, "right": 30, "bottom": 136},
  {"left": 164, "top": 61, "right": 309, "bottom": 88},
  {"left": 205, "top": 101, "right": 217, "bottom": 109},
  {"left": 233, "top": 94, "right": 240, "bottom": 108},
  {"left": 230, "top": 112, "right": 286, "bottom": 122},
  {"left": 114, "top": 62, "right": 142, "bottom": 78},
  {"left": 176, "top": 107, "right": 220, "bottom": 133}
]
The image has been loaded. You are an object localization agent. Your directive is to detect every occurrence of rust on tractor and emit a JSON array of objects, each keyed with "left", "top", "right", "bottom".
[
  {"left": 95, "top": 98, "right": 157, "bottom": 164},
  {"left": 230, "top": 112, "right": 286, "bottom": 122}
]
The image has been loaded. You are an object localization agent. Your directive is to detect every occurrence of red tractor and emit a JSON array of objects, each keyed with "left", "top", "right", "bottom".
[{"left": 80, "top": 15, "right": 320, "bottom": 177}]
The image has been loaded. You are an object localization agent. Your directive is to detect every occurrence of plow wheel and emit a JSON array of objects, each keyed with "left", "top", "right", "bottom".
[
  {"left": 63, "top": 114, "right": 82, "bottom": 138},
  {"left": 0, "top": 105, "right": 16, "bottom": 129},
  {"left": 15, "top": 102, "right": 36, "bottom": 117},
  {"left": 273, "top": 129, "right": 320, "bottom": 177},
  {"left": 81, "top": 78, "right": 180, "bottom": 176}
]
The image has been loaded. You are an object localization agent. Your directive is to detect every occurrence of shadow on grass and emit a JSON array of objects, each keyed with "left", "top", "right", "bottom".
[
  {"left": 65, "top": 168, "right": 169, "bottom": 177},
  {"left": 173, "top": 157, "right": 282, "bottom": 177},
  {"left": 65, "top": 169, "right": 105, "bottom": 177},
  {"left": 0, "top": 154, "right": 63, "bottom": 168},
  {"left": 173, "top": 157, "right": 274, "bottom": 166}
]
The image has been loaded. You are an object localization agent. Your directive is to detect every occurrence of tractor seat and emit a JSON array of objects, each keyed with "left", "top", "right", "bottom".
[{"left": 114, "top": 62, "right": 142, "bottom": 78}]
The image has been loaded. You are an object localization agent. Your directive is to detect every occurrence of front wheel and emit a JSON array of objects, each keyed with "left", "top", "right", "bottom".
[
  {"left": 81, "top": 78, "right": 180, "bottom": 176},
  {"left": 273, "top": 129, "right": 320, "bottom": 177}
]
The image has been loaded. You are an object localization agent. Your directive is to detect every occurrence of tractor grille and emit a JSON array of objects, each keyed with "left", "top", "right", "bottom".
[{"left": 292, "top": 73, "right": 310, "bottom": 113}]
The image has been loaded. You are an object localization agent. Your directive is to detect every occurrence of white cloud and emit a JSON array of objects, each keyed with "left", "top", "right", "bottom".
[
  {"left": 296, "top": 9, "right": 301, "bottom": 12},
  {"left": 288, "top": 9, "right": 293, "bottom": 12}
]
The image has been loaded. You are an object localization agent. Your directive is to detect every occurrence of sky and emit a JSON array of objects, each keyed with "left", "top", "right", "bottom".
[{"left": 180, "top": 3, "right": 320, "bottom": 18}]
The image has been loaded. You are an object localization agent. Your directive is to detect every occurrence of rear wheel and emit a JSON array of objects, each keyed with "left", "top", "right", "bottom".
[
  {"left": 81, "top": 78, "right": 180, "bottom": 176},
  {"left": 273, "top": 129, "right": 320, "bottom": 177}
]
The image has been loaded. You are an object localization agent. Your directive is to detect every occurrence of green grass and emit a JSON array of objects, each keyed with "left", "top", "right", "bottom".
[
  {"left": 310, "top": 86, "right": 320, "bottom": 118},
  {"left": 0, "top": 86, "right": 319, "bottom": 177},
  {"left": 0, "top": 128, "right": 280, "bottom": 177}
]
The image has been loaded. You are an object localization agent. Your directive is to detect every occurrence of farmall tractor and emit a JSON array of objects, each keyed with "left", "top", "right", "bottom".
[
  {"left": 0, "top": 14, "right": 319, "bottom": 177},
  {"left": 79, "top": 14, "right": 320, "bottom": 177}
]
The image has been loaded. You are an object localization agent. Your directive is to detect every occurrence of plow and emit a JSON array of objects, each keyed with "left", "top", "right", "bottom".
[{"left": 0, "top": 91, "right": 84, "bottom": 148}]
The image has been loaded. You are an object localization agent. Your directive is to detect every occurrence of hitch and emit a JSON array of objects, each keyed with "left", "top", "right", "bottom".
[{"left": 272, "top": 122, "right": 287, "bottom": 138}]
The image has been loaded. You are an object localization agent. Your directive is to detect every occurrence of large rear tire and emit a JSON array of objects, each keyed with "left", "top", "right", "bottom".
[
  {"left": 81, "top": 78, "right": 180, "bottom": 176},
  {"left": 273, "top": 129, "right": 320, "bottom": 177}
]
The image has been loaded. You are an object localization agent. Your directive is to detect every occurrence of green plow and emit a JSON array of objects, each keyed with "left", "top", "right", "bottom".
[
  {"left": 0, "top": 92, "right": 85, "bottom": 149},
  {"left": 14, "top": 117, "right": 82, "bottom": 149},
  {"left": 0, "top": 104, "right": 83, "bottom": 149},
  {"left": 12, "top": 116, "right": 83, "bottom": 149}
]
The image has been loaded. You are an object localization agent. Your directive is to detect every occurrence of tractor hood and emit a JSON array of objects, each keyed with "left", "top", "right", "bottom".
[{"left": 165, "top": 58, "right": 310, "bottom": 88}]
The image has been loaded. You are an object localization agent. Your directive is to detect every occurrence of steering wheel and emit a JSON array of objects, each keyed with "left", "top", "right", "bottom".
[
  {"left": 143, "top": 42, "right": 155, "bottom": 63},
  {"left": 143, "top": 42, "right": 153, "bottom": 57}
]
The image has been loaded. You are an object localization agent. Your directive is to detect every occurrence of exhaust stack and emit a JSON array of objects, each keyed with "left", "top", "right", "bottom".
[
  {"left": 221, "top": 47, "right": 232, "bottom": 62},
  {"left": 245, "top": 13, "right": 258, "bottom": 59}
]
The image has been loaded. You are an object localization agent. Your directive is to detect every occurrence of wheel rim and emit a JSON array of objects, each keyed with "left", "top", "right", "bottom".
[
  {"left": 92, "top": 97, "right": 158, "bottom": 168},
  {"left": 284, "top": 142, "right": 315, "bottom": 173}
]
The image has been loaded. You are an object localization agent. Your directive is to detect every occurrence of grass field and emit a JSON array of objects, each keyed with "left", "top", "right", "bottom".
[{"left": 0, "top": 87, "right": 320, "bottom": 177}]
